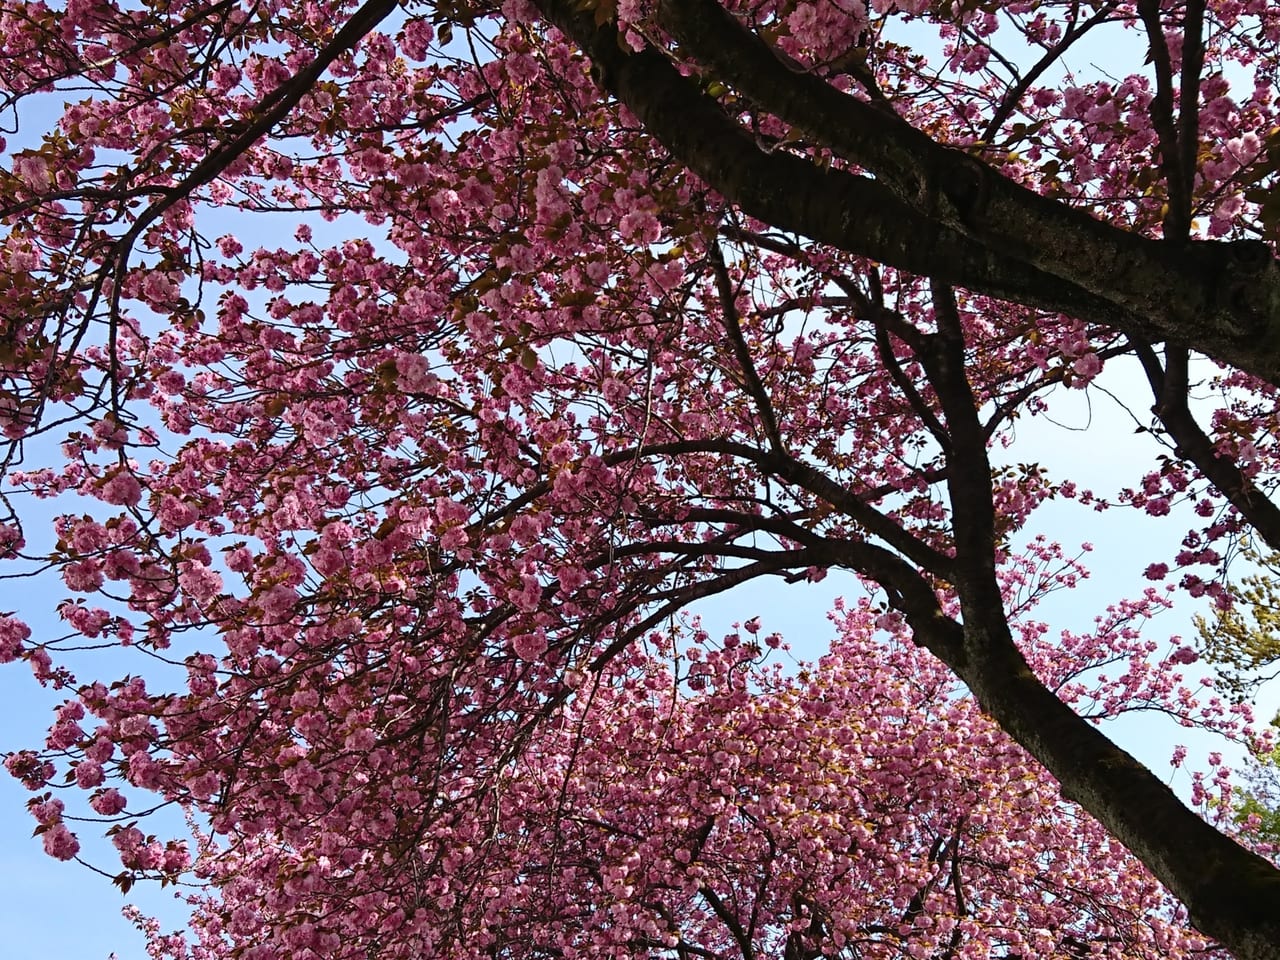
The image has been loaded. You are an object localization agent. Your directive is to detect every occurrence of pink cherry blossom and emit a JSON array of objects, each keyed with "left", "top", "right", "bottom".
[
  {"left": 41, "top": 821, "right": 81, "bottom": 861},
  {"left": 0, "top": 615, "right": 30, "bottom": 663},
  {"left": 99, "top": 471, "right": 143, "bottom": 507}
]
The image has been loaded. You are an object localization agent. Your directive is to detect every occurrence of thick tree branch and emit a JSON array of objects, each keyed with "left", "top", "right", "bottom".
[
  {"left": 906, "top": 291, "right": 1280, "bottom": 958},
  {"left": 1179, "top": 1, "right": 1208, "bottom": 224},
  {"left": 533, "top": 2, "right": 1155, "bottom": 331},
  {"left": 832, "top": 511, "right": 1280, "bottom": 960},
  {"left": 919, "top": 282, "right": 1003, "bottom": 616},
  {"left": 940, "top": 618, "right": 1280, "bottom": 960},
  {"left": 595, "top": 0, "right": 1280, "bottom": 385},
  {"left": 656, "top": 0, "right": 1216, "bottom": 275},
  {"left": 1140, "top": 0, "right": 1193, "bottom": 237}
]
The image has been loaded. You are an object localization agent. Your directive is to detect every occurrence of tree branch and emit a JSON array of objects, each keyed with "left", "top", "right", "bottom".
[
  {"left": 981, "top": 3, "right": 1121, "bottom": 142},
  {"left": 1132, "top": 340, "right": 1280, "bottom": 551},
  {"left": 1139, "top": 0, "right": 1193, "bottom": 237},
  {"left": 540, "top": 0, "right": 1280, "bottom": 385},
  {"left": 707, "top": 239, "right": 785, "bottom": 453}
]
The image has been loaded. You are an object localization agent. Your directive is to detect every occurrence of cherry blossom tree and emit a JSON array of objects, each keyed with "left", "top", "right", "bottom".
[{"left": 3, "top": 0, "right": 1280, "bottom": 957}]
